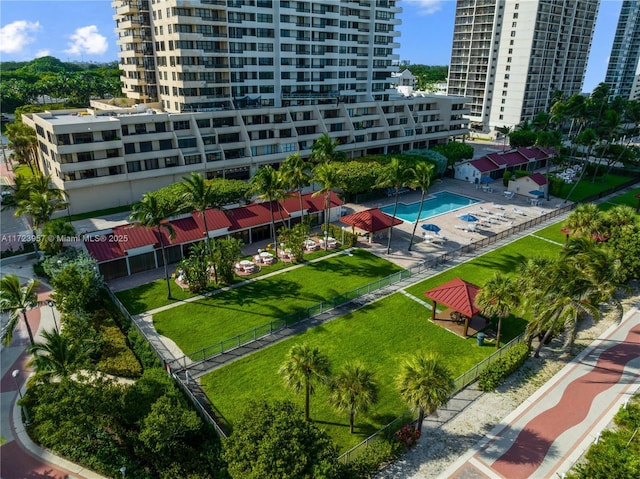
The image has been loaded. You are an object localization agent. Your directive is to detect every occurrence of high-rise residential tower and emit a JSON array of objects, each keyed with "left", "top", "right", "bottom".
[
  {"left": 113, "top": 0, "right": 402, "bottom": 112},
  {"left": 447, "top": 0, "right": 599, "bottom": 133},
  {"left": 604, "top": 0, "right": 640, "bottom": 101}
]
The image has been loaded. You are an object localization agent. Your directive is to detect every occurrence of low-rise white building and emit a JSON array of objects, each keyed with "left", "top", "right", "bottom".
[{"left": 24, "top": 95, "right": 469, "bottom": 214}]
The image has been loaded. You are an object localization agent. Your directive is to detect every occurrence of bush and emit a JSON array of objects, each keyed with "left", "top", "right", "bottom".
[
  {"left": 345, "top": 438, "right": 402, "bottom": 479},
  {"left": 94, "top": 310, "right": 143, "bottom": 378},
  {"left": 478, "top": 342, "right": 530, "bottom": 391},
  {"left": 567, "top": 395, "right": 640, "bottom": 479}
]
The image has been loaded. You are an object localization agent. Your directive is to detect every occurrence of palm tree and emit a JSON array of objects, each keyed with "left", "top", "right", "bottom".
[
  {"left": 5, "top": 122, "right": 39, "bottom": 173},
  {"left": 496, "top": 125, "right": 511, "bottom": 151},
  {"left": 278, "top": 343, "right": 330, "bottom": 421},
  {"left": 328, "top": 361, "right": 378, "bottom": 434},
  {"left": 475, "top": 273, "right": 521, "bottom": 349},
  {"left": 312, "top": 162, "right": 340, "bottom": 250},
  {"left": 564, "top": 203, "right": 602, "bottom": 239},
  {"left": 396, "top": 352, "right": 454, "bottom": 429},
  {"left": 407, "top": 162, "right": 435, "bottom": 251},
  {"left": 130, "top": 193, "right": 176, "bottom": 300},
  {"left": 280, "top": 153, "right": 311, "bottom": 221},
  {"left": 0, "top": 274, "right": 40, "bottom": 346},
  {"left": 517, "top": 257, "right": 555, "bottom": 346},
  {"left": 250, "top": 165, "right": 287, "bottom": 258},
  {"left": 28, "top": 329, "right": 86, "bottom": 382},
  {"left": 310, "top": 133, "right": 345, "bottom": 164},
  {"left": 181, "top": 172, "right": 218, "bottom": 257},
  {"left": 375, "top": 158, "right": 415, "bottom": 254}
]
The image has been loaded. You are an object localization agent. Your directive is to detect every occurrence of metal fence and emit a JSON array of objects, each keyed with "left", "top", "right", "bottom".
[
  {"left": 338, "top": 332, "right": 527, "bottom": 464},
  {"left": 168, "top": 203, "right": 574, "bottom": 372}
]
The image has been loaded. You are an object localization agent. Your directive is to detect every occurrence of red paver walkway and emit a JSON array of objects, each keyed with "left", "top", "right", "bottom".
[
  {"left": 493, "top": 323, "right": 640, "bottom": 478},
  {"left": 444, "top": 307, "right": 640, "bottom": 479}
]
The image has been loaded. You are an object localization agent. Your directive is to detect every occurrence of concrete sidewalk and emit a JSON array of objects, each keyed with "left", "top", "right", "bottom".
[{"left": 442, "top": 305, "right": 640, "bottom": 479}]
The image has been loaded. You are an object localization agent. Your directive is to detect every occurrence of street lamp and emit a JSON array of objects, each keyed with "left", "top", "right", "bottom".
[
  {"left": 120, "top": 466, "right": 126, "bottom": 477},
  {"left": 47, "top": 300, "right": 58, "bottom": 332},
  {"left": 12, "top": 370, "right": 30, "bottom": 425}
]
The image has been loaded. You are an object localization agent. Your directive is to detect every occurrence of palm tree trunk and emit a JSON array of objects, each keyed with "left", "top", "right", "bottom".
[
  {"left": 269, "top": 204, "right": 278, "bottom": 259},
  {"left": 305, "top": 379, "right": 310, "bottom": 421},
  {"left": 298, "top": 190, "right": 305, "bottom": 224},
  {"left": 408, "top": 190, "right": 426, "bottom": 251},
  {"left": 324, "top": 194, "right": 330, "bottom": 251},
  {"left": 417, "top": 406, "right": 425, "bottom": 430},
  {"left": 158, "top": 229, "right": 172, "bottom": 300},
  {"left": 534, "top": 321, "right": 556, "bottom": 357},
  {"left": 349, "top": 410, "right": 355, "bottom": 434},
  {"left": 202, "top": 210, "right": 212, "bottom": 258},
  {"left": 386, "top": 188, "right": 399, "bottom": 254},
  {"left": 495, "top": 316, "right": 503, "bottom": 349},
  {"left": 22, "top": 311, "right": 36, "bottom": 346}
]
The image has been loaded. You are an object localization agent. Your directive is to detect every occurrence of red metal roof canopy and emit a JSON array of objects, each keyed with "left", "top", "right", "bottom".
[
  {"left": 340, "top": 208, "right": 403, "bottom": 233},
  {"left": 423, "top": 277, "right": 481, "bottom": 317}
]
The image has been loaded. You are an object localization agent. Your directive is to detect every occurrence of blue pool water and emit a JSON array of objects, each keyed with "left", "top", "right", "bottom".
[{"left": 380, "top": 191, "right": 480, "bottom": 223}]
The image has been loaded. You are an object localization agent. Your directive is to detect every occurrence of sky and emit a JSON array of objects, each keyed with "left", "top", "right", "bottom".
[{"left": 0, "top": 0, "right": 624, "bottom": 93}]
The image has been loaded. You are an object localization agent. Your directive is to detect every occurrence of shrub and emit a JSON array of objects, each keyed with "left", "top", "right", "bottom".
[
  {"left": 478, "top": 342, "right": 530, "bottom": 391},
  {"left": 94, "top": 311, "right": 143, "bottom": 378},
  {"left": 345, "top": 438, "right": 402, "bottom": 479}
]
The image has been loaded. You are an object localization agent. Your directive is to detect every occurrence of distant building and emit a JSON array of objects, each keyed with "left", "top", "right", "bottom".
[
  {"left": 447, "top": 0, "right": 599, "bottom": 134},
  {"left": 605, "top": 0, "right": 640, "bottom": 100}
]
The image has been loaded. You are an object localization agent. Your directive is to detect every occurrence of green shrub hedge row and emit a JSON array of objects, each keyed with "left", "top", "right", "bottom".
[{"left": 478, "top": 342, "right": 530, "bottom": 391}]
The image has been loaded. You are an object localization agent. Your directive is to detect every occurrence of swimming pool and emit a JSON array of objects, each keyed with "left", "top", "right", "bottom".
[{"left": 379, "top": 191, "right": 480, "bottom": 223}]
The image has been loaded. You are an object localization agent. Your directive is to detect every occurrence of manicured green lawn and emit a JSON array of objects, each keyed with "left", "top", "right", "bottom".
[
  {"left": 200, "top": 293, "right": 493, "bottom": 452},
  {"left": 604, "top": 187, "right": 640, "bottom": 209},
  {"left": 153, "top": 249, "right": 403, "bottom": 355},
  {"left": 68, "top": 205, "right": 132, "bottom": 221},
  {"left": 116, "top": 246, "right": 352, "bottom": 314},
  {"left": 555, "top": 173, "right": 632, "bottom": 202},
  {"left": 531, "top": 222, "right": 568, "bottom": 245}
]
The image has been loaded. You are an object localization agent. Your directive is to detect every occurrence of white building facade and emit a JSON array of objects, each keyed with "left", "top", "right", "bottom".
[
  {"left": 605, "top": 0, "right": 640, "bottom": 101},
  {"left": 113, "top": 0, "right": 404, "bottom": 111},
  {"left": 447, "top": 0, "right": 599, "bottom": 133},
  {"left": 25, "top": 94, "right": 469, "bottom": 214}
]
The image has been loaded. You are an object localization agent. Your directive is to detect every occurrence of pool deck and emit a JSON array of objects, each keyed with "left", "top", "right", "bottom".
[{"left": 343, "top": 177, "right": 564, "bottom": 270}]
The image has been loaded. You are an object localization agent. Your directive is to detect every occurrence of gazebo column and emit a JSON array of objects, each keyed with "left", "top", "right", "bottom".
[
  {"left": 431, "top": 301, "right": 437, "bottom": 320},
  {"left": 463, "top": 317, "right": 470, "bottom": 337}
]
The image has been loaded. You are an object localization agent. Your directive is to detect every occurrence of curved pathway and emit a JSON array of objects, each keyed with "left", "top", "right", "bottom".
[{"left": 442, "top": 306, "right": 640, "bottom": 479}]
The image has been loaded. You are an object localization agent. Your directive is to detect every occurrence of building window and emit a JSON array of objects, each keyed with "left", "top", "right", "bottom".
[
  {"left": 127, "top": 161, "right": 142, "bottom": 173},
  {"left": 184, "top": 154, "right": 201, "bottom": 165},
  {"left": 139, "top": 141, "right": 153, "bottom": 153},
  {"left": 165, "top": 156, "right": 179, "bottom": 167},
  {"left": 159, "top": 139, "right": 173, "bottom": 150},
  {"left": 173, "top": 120, "right": 190, "bottom": 130},
  {"left": 178, "top": 137, "right": 198, "bottom": 149},
  {"left": 124, "top": 143, "right": 135, "bottom": 154},
  {"left": 145, "top": 158, "right": 159, "bottom": 170}
]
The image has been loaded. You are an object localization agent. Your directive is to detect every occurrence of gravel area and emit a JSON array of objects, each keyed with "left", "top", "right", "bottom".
[{"left": 375, "top": 286, "right": 639, "bottom": 479}]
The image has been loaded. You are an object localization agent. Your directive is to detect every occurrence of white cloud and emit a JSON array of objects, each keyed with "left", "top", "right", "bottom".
[
  {"left": 64, "top": 25, "right": 108, "bottom": 56},
  {"left": 0, "top": 20, "right": 41, "bottom": 54},
  {"left": 35, "top": 49, "right": 51, "bottom": 58},
  {"left": 404, "top": 0, "right": 444, "bottom": 15}
]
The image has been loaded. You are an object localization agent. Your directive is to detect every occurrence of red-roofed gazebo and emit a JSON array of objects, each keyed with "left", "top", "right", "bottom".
[
  {"left": 340, "top": 208, "right": 403, "bottom": 242},
  {"left": 424, "top": 278, "right": 481, "bottom": 337}
]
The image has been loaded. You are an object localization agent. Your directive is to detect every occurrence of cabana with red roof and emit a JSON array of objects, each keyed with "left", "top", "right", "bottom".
[
  {"left": 84, "top": 191, "right": 344, "bottom": 280},
  {"left": 423, "top": 278, "right": 483, "bottom": 337},
  {"left": 454, "top": 146, "right": 555, "bottom": 184},
  {"left": 339, "top": 208, "right": 403, "bottom": 243}
]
